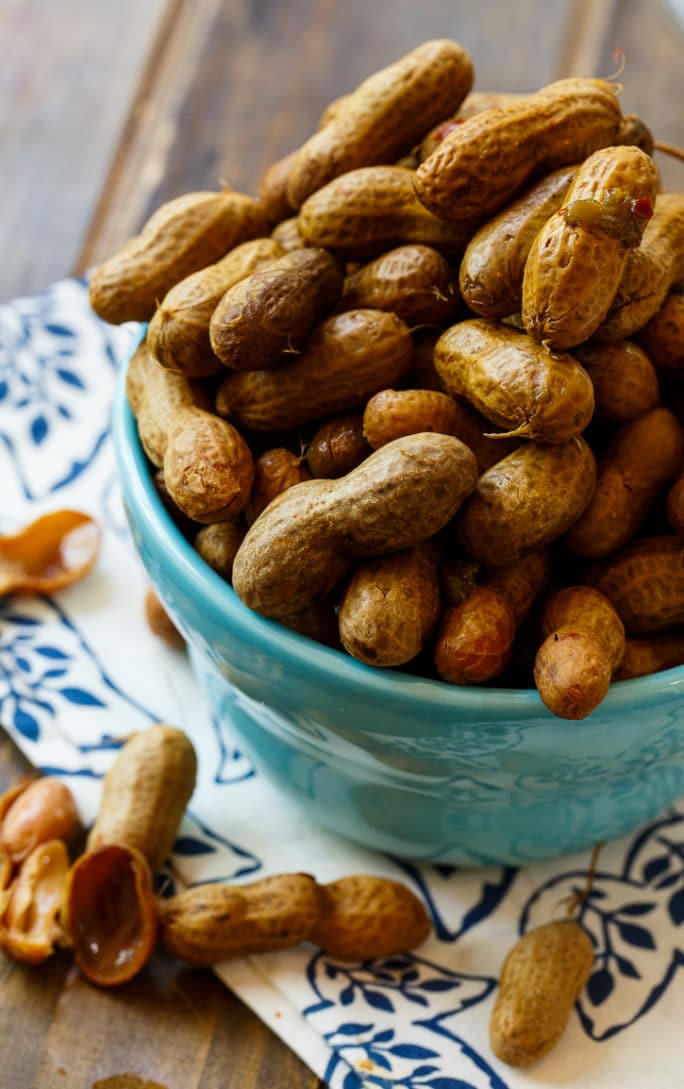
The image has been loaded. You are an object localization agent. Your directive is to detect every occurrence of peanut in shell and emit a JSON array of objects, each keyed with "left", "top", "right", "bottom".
[
  {"left": 574, "top": 340, "right": 659, "bottom": 421},
  {"left": 490, "top": 920, "right": 594, "bottom": 1066},
  {"left": 459, "top": 165, "right": 576, "bottom": 319},
  {"left": 310, "top": 875, "right": 431, "bottom": 960},
  {"left": 287, "top": 39, "right": 474, "bottom": 208},
  {"left": 414, "top": 78, "right": 621, "bottom": 224},
  {"left": 340, "top": 244, "right": 461, "bottom": 327},
  {"left": 456, "top": 438, "right": 596, "bottom": 566},
  {"left": 147, "top": 238, "right": 284, "bottom": 378},
  {"left": 637, "top": 292, "right": 684, "bottom": 373},
  {"left": 89, "top": 190, "right": 267, "bottom": 324},
  {"left": 594, "top": 193, "right": 684, "bottom": 342},
  {"left": 522, "top": 145, "right": 659, "bottom": 348},
  {"left": 565, "top": 407, "right": 684, "bottom": 559},
  {"left": 215, "top": 309, "right": 413, "bottom": 432},
  {"left": 298, "top": 166, "right": 477, "bottom": 260},
  {"left": 86, "top": 723, "right": 197, "bottom": 872},
  {"left": 589, "top": 535, "right": 684, "bottom": 633},
  {"left": 434, "top": 320, "right": 594, "bottom": 442},
  {"left": 158, "top": 873, "right": 322, "bottom": 964},
  {"left": 209, "top": 247, "right": 344, "bottom": 371}
]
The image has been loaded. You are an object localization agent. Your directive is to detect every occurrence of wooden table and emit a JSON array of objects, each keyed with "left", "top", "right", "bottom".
[{"left": 1, "top": 1, "right": 683, "bottom": 1085}]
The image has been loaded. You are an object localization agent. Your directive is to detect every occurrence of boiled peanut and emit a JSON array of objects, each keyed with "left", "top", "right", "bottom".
[
  {"left": 310, "top": 875, "right": 431, "bottom": 960},
  {"left": 522, "top": 145, "right": 658, "bottom": 348},
  {"left": 215, "top": 309, "right": 412, "bottom": 431},
  {"left": 594, "top": 193, "right": 684, "bottom": 342},
  {"left": 127, "top": 341, "right": 254, "bottom": 522},
  {"left": 306, "top": 413, "right": 371, "bottom": 478},
  {"left": 435, "top": 551, "right": 549, "bottom": 684},
  {"left": 144, "top": 588, "right": 185, "bottom": 648},
  {"left": 637, "top": 292, "right": 684, "bottom": 372},
  {"left": 534, "top": 586, "right": 625, "bottom": 719},
  {"left": 232, "top": 432, "right": 477, "bottom": 618},
  {"left": 193, "top": 521, "right": 246, "bottom": 583},
  {"left": 565, "top": 407, "right": 684, "bottom": 558},
  {"left": 338, "top": 542, "right": 441, "bottom": 667},
  {"left": 147, "top": 238, "right": 284, "bottom": 378},
  {"left": 257, "top": 150, "right": 298, "bottom": 225},
  {"left": 418, "top": 91, "right": 529, "bottom": 160},
  {"left": 434, "top": 586, "right": 516, "bottom": 684},
  {"left": 287, "top": 40, "right": 474, "bottom": 207},
  {"left": 271, "top": 216, "right": 307, "bottom": 252},
  {"left": 209, "top": 248, "right": 344, "bottom": 370},
  {"left": 489, "top": 920, "right": 594, "bottom": 1066},
  {"left": 158, "top": 874, "right": 322, "bottom": 964},
  {"left": 415, "top": 78, "right": 621, "bottom": 224},
  {"left": 245, "top": 448, "right": 311, "bottom": 525},
  {"left": 434, "top": 320, "right": 594, "bottom": 442},
  {"left": 667, "top": 470, "right": 684, "bottom": 537},
  {"left": 459, "top": 166, "right": 576, "bottom": 319},
  {"left": 340, "top": 244, "right": 460, "bottom": 326},
  {"left": 298, "top": 166, "right": 477, "bottom": 260},
  {"left": 0, "top": 777, "right": 79, "bottom": 863},
  {"left": 574, "top": 341, "right": 659, "bottom": 421},
  {"left": 615, "top": 631, "right": 684, "bottom": 679},
  {"left": 89, "top": 190, "right": 266, "bottom": 324},
  {"left": 589, "top": 535, "right": 684, "bottom": 633},
  {"left": 87, "top": 724, "right": 197, "bottom": 871},
  {"left": 456, "top": 439, "right": 596, "bottom": 566}
]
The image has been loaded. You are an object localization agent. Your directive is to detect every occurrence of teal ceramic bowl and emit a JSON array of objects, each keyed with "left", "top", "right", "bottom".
[{"left": 112, "top": 354, "right": 684, "bottom": 866}]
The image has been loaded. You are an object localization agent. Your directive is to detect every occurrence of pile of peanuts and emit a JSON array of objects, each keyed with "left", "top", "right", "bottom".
[{"left": 89, "top": 38, "right": 684, "bottom": 721}]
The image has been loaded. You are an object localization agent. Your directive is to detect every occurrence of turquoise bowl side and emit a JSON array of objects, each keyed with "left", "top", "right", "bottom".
[{"left": 112, "top": 355, "right": 684, "bottom": 866}]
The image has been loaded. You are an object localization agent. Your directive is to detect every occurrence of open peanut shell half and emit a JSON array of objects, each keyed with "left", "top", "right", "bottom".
[
  {"left": 62, "top": 844, "right": 158, "bottom": 987},
  {"left": 0, "top": 510, "right": 100, "bottom": 596}
]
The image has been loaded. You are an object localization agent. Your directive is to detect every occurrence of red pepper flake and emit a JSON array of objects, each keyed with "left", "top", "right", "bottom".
[{"left": 632, "top": 196, "right": 654, "bottom": 220}]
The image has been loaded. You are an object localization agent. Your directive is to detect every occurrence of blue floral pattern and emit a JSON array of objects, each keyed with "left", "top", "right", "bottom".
[{"left": 2, "top": 277, "right": 684, "bottom": 1088}]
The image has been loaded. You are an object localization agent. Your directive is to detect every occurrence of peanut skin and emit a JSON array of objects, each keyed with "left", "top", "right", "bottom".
[
  {"left": 89, "top": 190, "right": 267, "bottom": 324},
  {"left": 490, "top": 920, "right": 594, "bottom": 1066},
  {"left": 522, "top": 145, "right": 659, "bottom": 348},
  {"left": 215, "top": 309, "right": 413, "bottom": 432},
  {"left": 434, "top": 320, "right": 594, "bottom": 442},
  {"left": 534, "top": 586, "right": 626, "bottom": 719},
  {"left": 232, "top": 432, "right": 478, "bottom": 618},
  {"left": 338, "top": 542, "right": 441, "bottom": 667},
  {"left": 415, "top": 78, "right": 621, "bottom": 224},
  {"left": 147, "top": 238, "right": 284, "bottom": 378},
  {"left": 565, "top": 407, "right": 684, "bottom": 559},
  {"left": 456, "top": 439, "right": 596, "bottom": 566},
  {"left": 287, "top": 40, "right": 474, "bottom": 207},
  {"left": 310, "top": 875, "right": 431, "bottom": 960}
]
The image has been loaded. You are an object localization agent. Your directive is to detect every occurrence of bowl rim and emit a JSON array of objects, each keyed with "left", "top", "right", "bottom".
[{"left": 112, "top": 333, "right": 684, "bottom": 717}]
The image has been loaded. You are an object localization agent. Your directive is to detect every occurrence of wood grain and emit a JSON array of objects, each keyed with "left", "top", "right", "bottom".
[{"left": 0, "top": 0, "right": 170, "bottom": 301}]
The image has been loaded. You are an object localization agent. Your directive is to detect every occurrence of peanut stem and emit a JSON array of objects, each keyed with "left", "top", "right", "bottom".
[
  {"left": 654, "top": 140, "right": 684, "bottom": 164},
  {"left": 562, "top": 841, "right": 604, "bottom": 919}
]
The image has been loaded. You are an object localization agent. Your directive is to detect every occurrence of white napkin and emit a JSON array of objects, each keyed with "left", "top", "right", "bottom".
[{"left": 1, "top": 278, "right": 683, "bottom": 1089}]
